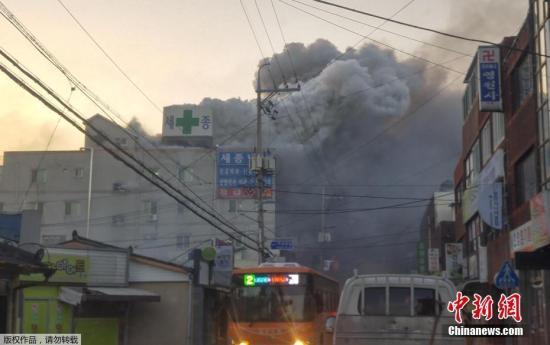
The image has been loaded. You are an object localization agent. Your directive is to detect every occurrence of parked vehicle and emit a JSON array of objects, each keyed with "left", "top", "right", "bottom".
[{"left": 331, "top": 274, "right": 465, "bottom": 345}]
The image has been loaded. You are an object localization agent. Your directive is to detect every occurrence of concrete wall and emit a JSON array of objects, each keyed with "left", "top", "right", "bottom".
[{"left": 127, "top": 281, "right": 190, "bottom": 345}]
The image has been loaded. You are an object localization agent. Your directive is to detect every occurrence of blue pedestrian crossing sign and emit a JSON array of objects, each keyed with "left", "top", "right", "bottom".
[{"left": 494, "top": 261, "right": 519, "bottom": 290}]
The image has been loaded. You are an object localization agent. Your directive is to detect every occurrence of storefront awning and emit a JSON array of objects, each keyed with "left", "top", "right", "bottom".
[{"left": 59, "top": 286, "right": 160, "bottom": 306}]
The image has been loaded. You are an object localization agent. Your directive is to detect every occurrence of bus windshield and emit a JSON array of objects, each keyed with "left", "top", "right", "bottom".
[{"left": 231, "top": 285, "right": 314, "bottom": 322}]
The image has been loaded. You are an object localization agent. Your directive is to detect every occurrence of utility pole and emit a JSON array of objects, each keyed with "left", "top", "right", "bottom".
[
  {"left": 320, "top": 184, "right": 326, "bottom": 270},
  {"left": 254, "top": 61, "right": 300, "bottom": 264}
]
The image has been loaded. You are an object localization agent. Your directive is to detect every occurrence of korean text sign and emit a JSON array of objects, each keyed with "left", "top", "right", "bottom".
[
  {"left": 217, "top": 151, "right": 273, "bottom": 199},
  {"left": 477, "top": 46, "right": 503, "bottom": 111}
]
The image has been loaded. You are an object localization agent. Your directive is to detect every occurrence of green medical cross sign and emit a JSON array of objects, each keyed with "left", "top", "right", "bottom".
[{"left": 175, "top": 110, "right": 199, "bottom": 134}]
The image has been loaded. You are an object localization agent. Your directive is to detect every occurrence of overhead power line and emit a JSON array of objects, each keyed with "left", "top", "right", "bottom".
[
  {"left": 17, "top": 118, "right": 61, "bottom": 211},
  {"left": 313, "top": 0, "right": 550, "bottom": 58},
  {"left": 0, "top": 1, "right": 250, "bottom": 245},
  {"left": 0, "top": 50, "right": 266, "bottom": 255},
  {"left": 289, "top": 0, "right": 471, "bottom": 58},
  {"left": 278, "top": 0, "right": 465, "bottom": 75},
  {"left": 55, "top": 0, "right": 162, "bottom": 112}
]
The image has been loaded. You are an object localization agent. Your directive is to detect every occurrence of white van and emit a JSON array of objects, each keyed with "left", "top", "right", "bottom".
[{"left": 332, "top": 274, "right": 465, "bottom": 345}]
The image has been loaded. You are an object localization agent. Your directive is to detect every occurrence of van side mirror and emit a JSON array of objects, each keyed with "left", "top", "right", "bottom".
[{"left": 325, "top": 316, "right": 336, "bottom": 333}]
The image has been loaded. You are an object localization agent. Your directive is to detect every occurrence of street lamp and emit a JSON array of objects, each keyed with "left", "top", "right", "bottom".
[{"left": 80, "top": 147, "right": 94, "bottom": 238}]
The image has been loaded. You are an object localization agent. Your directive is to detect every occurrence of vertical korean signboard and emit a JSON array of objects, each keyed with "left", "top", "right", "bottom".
[
  {"left": 428, "top": 248, "right": 440, "bottom": 274},
  {"left": 477, "top": 46, "right": 503, "bottom": 111},
  {"left": 217, "top": 151, "right": 273, "bottom": 199}
]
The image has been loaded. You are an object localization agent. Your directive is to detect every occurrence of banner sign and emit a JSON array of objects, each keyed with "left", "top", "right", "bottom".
[
  {"left": 217, "top": 151, "right": 273, "bottom": 199},
  {"left": 212, "top": 239, "right": 233, "bottom": 287},
  {"left": 445, "top": 243, "right": 463, "bottom": 282},
  {"left": 530, "top": 191, "right": 550, "bottom": 250},
  {"left": 511, "top": 191, "right": 550, "bottom": 256},
  {"left": 478, "top": 46, "right": 503, "bottom": 111},
  {"left": 478, "top": 182, "right": 503, "bottom": 229},
  {"left": 163, "top": 105, "right": 213, "bottom": 137},
  {"left": 510, "top": 221, "right": 534, "bottom": 257},
  {"left": 24, "top": 254, "right": 88, "bottom": 283},
  {"left": 462, "top": 149, "right": 504, "bottom": 228}
]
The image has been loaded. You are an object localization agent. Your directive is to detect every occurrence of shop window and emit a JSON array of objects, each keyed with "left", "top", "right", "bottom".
[
  {"left": 512, "top": 54, "right": 533, "bottom": 111},
  {"left": 515, "top": 151, "right": 537, "bottom": 205}
]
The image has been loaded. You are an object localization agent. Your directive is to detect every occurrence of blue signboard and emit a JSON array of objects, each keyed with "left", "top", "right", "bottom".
[
  {"left": 217, "top": 151, "right": 273, "bottom": 199},
  {"left": 494, "top": 261, "right": 519, "bottom": 290},
  {"left": 270, "top": 239, "right": 294, "bottom": 250},
  {"left": 478, "top": 46, "right": 502, "bottom": 111},
  {"left": 0, "top": 214, "right": 22, "bottom": 242}
]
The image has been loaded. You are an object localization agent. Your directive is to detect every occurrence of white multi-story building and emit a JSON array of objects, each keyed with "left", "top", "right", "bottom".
[{"left": 0, "top": 113, "right": 275, "bottom": 267}]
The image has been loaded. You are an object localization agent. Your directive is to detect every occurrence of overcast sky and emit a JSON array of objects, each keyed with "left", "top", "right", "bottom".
[{"left": 0, "top": 0, "right": 528, "bottom": 153}]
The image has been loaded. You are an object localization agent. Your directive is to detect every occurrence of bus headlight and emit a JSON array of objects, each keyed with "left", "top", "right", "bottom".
[
  {"left": 237, "top": 342, "right": 249, "bottom": 345},
  {"left": 293, "top": 340, "right": 306, "bottom": 345}
]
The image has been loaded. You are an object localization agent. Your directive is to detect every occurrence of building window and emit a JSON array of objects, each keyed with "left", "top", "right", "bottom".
[
  {"left": 178, "top": 167, "right": 194, "bottom": 183},
  {"left": 512, "top": 54, "right": 533, "bottom": 111},
  {"left": 113, "top": 182, "right": 128, "bottom": 192},
  {"left": 229, "top": 200, "right": 237, "bottom": 213},
  {"left": 74, "top": 167, "right": 84, "bottom": 178},
  {"left": 143, "top": 200, "right": 158, "bottom": 221},
  {"left": 114, "top": 137, "right": 128, "bottom": 147},
  {"left": 515, "top": 151, "right": 537, "bottom": 205},
  {"left": 64, "top": 201, "right": 81, "bottom": 216},
  {"left": 481, "top": 121, "right": 492, "bottom": 165},
  {"left": 112, "top": 214, "right": 125, "bottom": 226},
  {"left": 492, "top": 112, "right": 505, "bottom": 149},
  {"left": 465, "top": 139, "right": 480, "bottom": 188},
  {"left": 176, "top": 234, "right": 190, "bottom": 249},
  {"left": 31, "top": 169, "right": 47, "bottom": 184},
  {"left": 24, "top": 202, "right": 44, "bottom": 213},
  {"left": 463, "top": 63, "right": 478, "bottom": 120}
]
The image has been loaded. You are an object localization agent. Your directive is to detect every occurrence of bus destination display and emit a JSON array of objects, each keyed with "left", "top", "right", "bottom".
[{"left": 243, "top": 273, "right": 300, "bottom": 287}]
